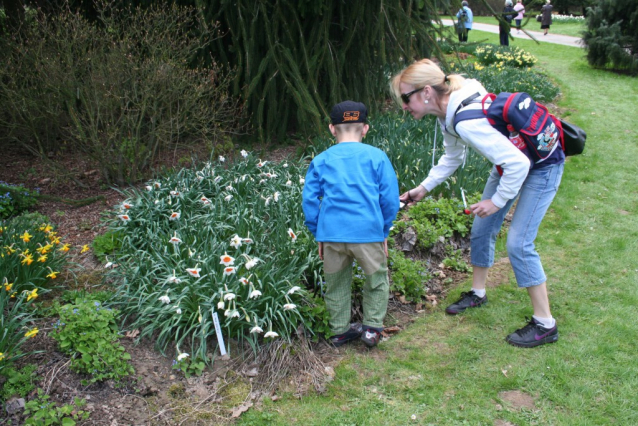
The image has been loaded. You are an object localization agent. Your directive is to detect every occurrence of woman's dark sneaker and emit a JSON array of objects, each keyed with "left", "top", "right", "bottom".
[
  {"left": 445, "top": 291, "right": 488, "bottom": 315},
  {"left": 330, "top": 323, "right": 363, "bottom": 347},
  {"left": 505, "top": 317, "right": 558, "bottom": 348},
  {"left": 361, "top": 326, "right": 383, "bottom": 348}
]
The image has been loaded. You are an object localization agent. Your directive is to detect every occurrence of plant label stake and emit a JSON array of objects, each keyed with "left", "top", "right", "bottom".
[
  {"left": 212, "top": 312, "right": 227, "bottom": 356},
  {"left": 461, "top": 188, "right": 471, "bottom": 215}
]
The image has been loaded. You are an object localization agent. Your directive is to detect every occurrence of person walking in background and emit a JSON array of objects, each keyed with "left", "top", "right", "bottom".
[
  {"left": 541, "top": 0, "right": 553, "bottom": 35},
  {"left": 456, "top": 1, "right": 473, "bottom": 43},
  {"left": 513, "top": 0, "right": 525, "bottom": 33},
  {"left": 500, "top": 0, "right": 516, "bottom": 46},
  {"left": 390, "top": 59, "right": 564, "bottom": 348},
  {"left": 302, "top": 101, "right": 400, "bottom": 349}
]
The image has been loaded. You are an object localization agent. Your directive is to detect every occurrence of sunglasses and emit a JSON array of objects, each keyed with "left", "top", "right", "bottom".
[{"left": 401, "top": 87, "right": 423, "bottom": 104}]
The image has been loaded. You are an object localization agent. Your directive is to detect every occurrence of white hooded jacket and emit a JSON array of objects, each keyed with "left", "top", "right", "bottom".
[{"left": 420, "top": 79, "right": 530, "bottom": 208}]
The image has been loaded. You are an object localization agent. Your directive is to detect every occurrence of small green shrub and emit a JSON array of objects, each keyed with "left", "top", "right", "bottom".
[
  {"left": 1, "top": 364, "right": 38, "bottom": 400},
  {"left": 388, "top": 250, "right": 431, "bottom": 302},
  {"left": 23, "top": 389, "right": 89, "bottom": 426},
  {"left": 171, "top": 353, "right": 206, "bottom": 379},
  {"left": 442, "top": 247, "right": 471, "bottom": 272},
  {"left": 0, "top": 182, "right": 39, "bottom": 220},
  {"left": 92, "top": 231, "right": 122, "bottom": 262},
  {"left": 51, "top": 299, "right": 133, "bottom": 385}
]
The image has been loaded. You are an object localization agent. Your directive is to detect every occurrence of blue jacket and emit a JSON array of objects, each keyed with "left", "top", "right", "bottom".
[
  {"left": 457, "top": 6, "right": 473, "bottom": 29},
  {"left": 302, "top": 142, "right": 399, "bottom": 243}
]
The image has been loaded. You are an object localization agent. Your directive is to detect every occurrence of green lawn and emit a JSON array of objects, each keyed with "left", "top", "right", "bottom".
[
  {"left": 471, "top": 15, "right": 586, "bottom": 37},
  {"left": 238, "top": 30, "right": 638, "bottom": 426}
]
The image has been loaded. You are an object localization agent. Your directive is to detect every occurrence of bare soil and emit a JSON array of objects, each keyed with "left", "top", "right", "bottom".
[{"left": 0, "top": 144, "right": 480, "bottom": 425}]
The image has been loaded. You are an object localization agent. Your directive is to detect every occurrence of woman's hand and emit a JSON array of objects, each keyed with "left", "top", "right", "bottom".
[
  {"left": 399, "top": 185, "right": 427, "bottom": 208},
  {"left": 469, "top": 199, "right": 500, "bottom": 218}
]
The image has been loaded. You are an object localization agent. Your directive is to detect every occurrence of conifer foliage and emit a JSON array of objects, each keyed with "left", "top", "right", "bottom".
[
  {"left": 582, "top": 0, "right": 638, "bottom": 75},
  {"left": 193, "top": 0, "right": 441, "bottom": 141}
]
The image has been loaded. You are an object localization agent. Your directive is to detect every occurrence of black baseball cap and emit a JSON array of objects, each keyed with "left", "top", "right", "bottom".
[{"left": 330, "top": 101, "right": 368, "bottom": 125}]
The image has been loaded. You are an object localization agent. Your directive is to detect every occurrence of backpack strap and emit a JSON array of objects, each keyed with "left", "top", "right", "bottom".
[{"left": 452, "top": 92, "right": 493, "bottom": 135}]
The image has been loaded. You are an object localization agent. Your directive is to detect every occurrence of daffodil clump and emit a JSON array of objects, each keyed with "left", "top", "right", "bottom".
[
  {"left": 105, "top": 152, "right": 322, "bottom": 358},
  {"left": 474, "top": 44, "right": 537, "bottom": 69},
  {"left": 0, "top": 284, "right": 40, "bottom": 373},
  {"left": 0, "top": 213, "right": 79, "bottom": 295}
]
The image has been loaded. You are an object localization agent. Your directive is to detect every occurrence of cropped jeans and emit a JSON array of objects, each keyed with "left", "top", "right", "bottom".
[{"left": 470, "top": 163, "right": 564, "bottom": 288}]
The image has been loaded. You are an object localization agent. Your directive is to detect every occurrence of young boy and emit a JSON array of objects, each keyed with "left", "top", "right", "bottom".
[{"left": 302, "top": 101, "right": 400, "bottom": 348}]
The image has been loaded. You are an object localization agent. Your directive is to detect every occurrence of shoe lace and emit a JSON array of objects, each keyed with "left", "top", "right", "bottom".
[
  {"left": 515, "top": 317, "right": 538, "bottom": 336},
  {"left": 458, "top": 291, "right": 479, "bottom": 302}
]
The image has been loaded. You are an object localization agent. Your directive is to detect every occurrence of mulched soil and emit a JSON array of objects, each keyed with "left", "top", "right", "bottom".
[{"left": 1, "top": 143, "right": 471, "bottom": 425}]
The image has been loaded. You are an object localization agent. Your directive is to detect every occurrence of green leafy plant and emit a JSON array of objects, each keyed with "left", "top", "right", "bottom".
[
  {"left": 91, "top": 230, "right": 122, "bottom": 262},
  {"left": 0, "top": 182, "right": 39, "bottom": 220},
  {"left": 171, "top": 353, "right": 206, "bottom": 379},
  {"left": 23, "top": 388, "right": 89, "bottom": 426},
  {"left": 388, "top": 249, "right": 432, "bottom": 302},
  {"left": 0, "top": 284, "right": 40, "bottom": 374},
  {"left": 442, "top": 247, "right": 471, "bottom": 272},
  {"left": 1, "top": 364, "right": 38, "bottom": 400},
  {"left": 51, "top": 299, "right": 133, "bottom": 385}
]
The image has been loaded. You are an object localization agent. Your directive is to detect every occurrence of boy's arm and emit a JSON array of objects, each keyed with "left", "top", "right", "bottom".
[
  {"left": 378, "top": 154, "right": 400, "bottom": 238},
  {"left": 301, "top": 161, "right": 322, "bottom": 236}
]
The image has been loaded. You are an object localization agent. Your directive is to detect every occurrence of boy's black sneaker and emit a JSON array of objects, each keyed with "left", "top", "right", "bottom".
[
  {"left": 360, "top": 326, "right": 382, "bottom": 348},
  {"left": 505, "top": 317, "right": 558, "bottom": 348},
  {"left": 330, "top": 323, "right": 362, "bottom": 347},
  {"left": 445, "top": 291, "right": 487, "bottom": 315}
]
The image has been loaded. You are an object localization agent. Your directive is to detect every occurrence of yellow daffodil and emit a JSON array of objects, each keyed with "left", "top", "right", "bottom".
[
  {"left": 59, "top": 243, "right": 71, "bottom": 252},
  {"left": 38, "top": 255, "right": 48, "bottom": 263},
  {"left": 21, "top": 253, "right": 34, "bottom": 266},
  {"left": 24, "top": 328, "right": 39, "bottom": 339},
  {"left": 49, "top": 235, "right": 61, "bottom": 245},
  {"left": 4, "top": 245, "right": 16, "bottom": 255},
  {"left": 39, "top": 224, "right": 53, "bottom": 233},
  {"left": 20, "top": 231, "right": 33, "bottom": 243},
  {"left": 36, "top": 243, "right": 53, "bottom": 255},
  {"left": 80, "top": 244, "right": 90, "bottom": 253},
  {"left": 0, "top": 352, "right": 4, "bottom": 361},
  {"left": 26, "top": 288, "right": 38, "bottom": 302},
  {"left": 3, "top": 278, "right": 12, "bottom": 292},
  {"left": 46, "top": 271, "right": 59, "bottom": 279}
]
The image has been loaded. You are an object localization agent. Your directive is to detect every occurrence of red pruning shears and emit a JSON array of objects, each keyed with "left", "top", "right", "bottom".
[{"left": 461, "top": 188, "right": 471, "bottom": 215}]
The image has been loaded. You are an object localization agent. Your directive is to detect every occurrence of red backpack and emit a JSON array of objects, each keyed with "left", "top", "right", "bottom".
[{"left": 453, "top": 92, "right": 586, "bottom": 164}]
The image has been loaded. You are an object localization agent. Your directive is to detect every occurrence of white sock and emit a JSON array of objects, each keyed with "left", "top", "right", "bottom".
[
  {"left": 471, "top": 288, "right": 486, "bottom": 298},
  {"left": 532, "top": 315, "right": 556, "bottom": 329}
]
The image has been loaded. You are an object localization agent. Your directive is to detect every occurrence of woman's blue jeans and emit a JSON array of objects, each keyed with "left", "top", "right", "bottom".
[{"left": 470, "top": 163, "right": 564, "bottom": 288}]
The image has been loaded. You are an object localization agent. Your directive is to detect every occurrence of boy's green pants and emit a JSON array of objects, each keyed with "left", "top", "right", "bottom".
[{"left": 323, "top": 242, "right": 389, "bottom": 335}]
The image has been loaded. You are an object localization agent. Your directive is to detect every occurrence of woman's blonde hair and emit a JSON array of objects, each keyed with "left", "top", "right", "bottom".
[{"left": 389, "top": 59, "right": 465, "bottom": 107}]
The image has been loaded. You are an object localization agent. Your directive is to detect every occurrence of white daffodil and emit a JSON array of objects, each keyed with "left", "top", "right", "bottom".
[
  {"left": 145, "top": 185, "right": 153, "bottom": 191},
  {"left": 224, "top": 194, "right": 233, "bottom": 202},
  {"left": 242, "top": 237, "right": 253, "bottom": 244},
  {"left": 104, "top": 261, "right": 113, "bottom": 269},
  {"left": 299, "top": 177, "right": 305, "bottom": 184},
  {"left": 175, "top": 307, "right": 182, "bottom": 315},
  {"left": 257, "top": 159, "right": 267, "bottom": 168},
  {"left": 170, "top": 190, "right": 179, "bottom": 196},
  {"left": 241, "top": 150, "right": 248, "bottom": 158},
  {"left": 285, "top": 180, "right": 292, "bottom": 187},
  {"left": 167, "top": 270, "right": 181, "bottom": 284},
  {"left": 169, "top": 211, "right": 181, "bottom": 221},
  {"left": 117, "top": 214, "right": 131, "bottom": 223},
  {"left": 159, "top": 295, "right": 171, "bottom": 304},
  {"left": 239, "top": 277, "right": 249, "bottom": 285},
  {"left": 250, "top": 326, "right": 263, "bottom": 334},
  {"left": 122, "top": 202, "right": 132, "bottom": 209},
  {"left": 223, "top": 266, "right": 237, "bottom": 276},
  {"left": 273, "top": 192, "right": 280, "bottom": 202},
  {"left": 287, "top": 286, "right": 301, "bottom": 295},
  {"left": 200, "top": 196, "right": 211, "bottom": 205},
  {"left": 177, "top": 352, "right": 189, "bottom": 361},
  {"left": 283, "top": 303, "right": 296, "bottom": 311},
  {"left": 226, "top": 185, "right": 234, "bottom": 192},
  {"left": 153, "top": 182, "right": 161, "bottom": 189},
  {"left": 224, "top": 309, "right": 240, "bottom": 318},
  {"left": 217, "top": 300, "right": 225, "bottom": 310},
  {"left": 169, "top": 233, "right": 182, "bottom": 245},
  {"left": 264, "top": 331, "right": 279, "bottom": 338},
  {"left": 186, "top": 266, "right": 201, "bottom": 277},
  {"left": 219, "top": 155, "right": 225, "bottom": 162},
  {"left": 213, "top": 176, "right": 222, "bottom": 184},
  {"left": 220, "top": 253, "right": 235, "bottom": 266},
  {"left": 258, "top": 179, "right": 266, "bottom": 185},
  {"left": 242, "top": 254, "right": 261, "bottom": 270},
  {"left": 264, "top": 196, "right": 272, "bottom": 206},
  {"left": 249, "top": 289, "right": 262, "bottom": 299},
  {"left": 223, "top": 292, "right": 236, "bottom": 301},
  {"left": 287, "top": 228, "right": 297, "bottom": 242},
  {"left": 230, "top": 234, "right": 243, "bottom": 249},
  {"left": 283, "top": 162, "right": 288, "bottom": 168}
]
